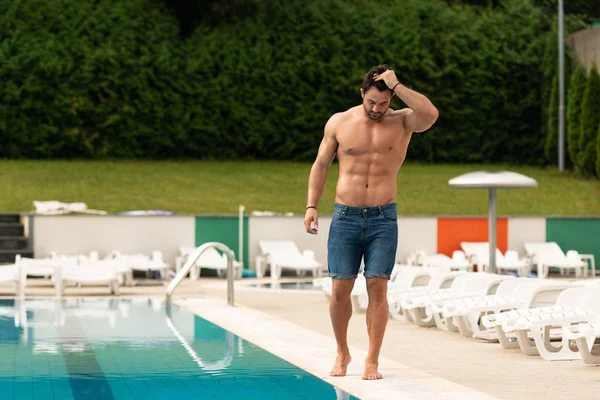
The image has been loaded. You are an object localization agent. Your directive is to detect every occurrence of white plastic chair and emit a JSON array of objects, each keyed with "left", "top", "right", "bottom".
[
  {"left": 461, "top": 242, "right": 530, "bottom": 276},
  {"left": 439, "top": 279, "right": 574, "bottom": 337},
  {"left": 498, "top": 287, "right": 600, "bottom": 360},
  {"left": 58, "top": 259, "right": 121, "bottom": 296},
  {"left": 257, "top": 240, "right": 323, "bottom": 279},
  {"left": 386, "top": 270, "right": 467, "bottom": 321},
  {"left": 524, "top": 242, "right": 587, "bottom": 278},
  {"left": 354, "top": 265, "right": 434, "bottom": 312},
  {"left": 563, "top": 320, "right": 600, "bottom": 365},
  {"left": 401, "top": 273, "right": 514, "bottom": 329}
]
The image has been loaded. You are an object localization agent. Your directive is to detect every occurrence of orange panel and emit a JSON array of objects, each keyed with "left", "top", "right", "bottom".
[{"left": 437, "top": 218, "right": 508, "bottom": 258}]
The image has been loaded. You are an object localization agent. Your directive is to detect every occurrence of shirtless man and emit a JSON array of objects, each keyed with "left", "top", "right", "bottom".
[{"left": 304, "top": 65, "right": 438, "bottom": 380}]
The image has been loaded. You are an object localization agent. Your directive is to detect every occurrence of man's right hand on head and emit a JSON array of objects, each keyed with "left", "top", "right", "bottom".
[{"left": 304, "top": 208, "right": 319, "bottom": 234}]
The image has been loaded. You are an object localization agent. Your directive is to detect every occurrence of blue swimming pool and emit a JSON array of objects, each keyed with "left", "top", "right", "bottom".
[{"left": 0, "top": 298, "right": 358, "bottom": 400}]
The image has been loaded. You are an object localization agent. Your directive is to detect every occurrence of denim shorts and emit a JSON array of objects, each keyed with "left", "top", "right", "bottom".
[{"left": 327, "top": 202, "right": 398, "bottom": 280}]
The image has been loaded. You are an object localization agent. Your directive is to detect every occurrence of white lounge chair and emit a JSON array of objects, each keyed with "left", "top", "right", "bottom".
[
  {"left": 108, "top": 251, "right": 170, "bottom": 279},
  {"left": 481, "top": 285, "right": 597, "bottom": 350},
  {"left": 257, "top": 240, "right": 324, "bottom": 279},
  {"left": 524, "top": 242, "right": 588, "bottom": 278},
  {"left": 0, "top": 264, "right": 26, "bottom": 296},
  {"left": 563, "top": 321, "right": 600, "bottom": 365},
  {"left": 415, "top": 252, "right": 472, "bottom": 271},
  {"left": 354, "top": 265, "right": 436, "bottom": 312},
  {"left": 387, "top": 270, "right": 467, "bottom": 321},
  {"left": 461, "top": 242, "right": 530, "bottom": 276},
  {"left": 15, "top": 255, "right": 62, "bottom": 295},
  {"left": 498, "top": 287, "right": 600, "bottom": 359},
  {"left": 57, "top": 259, "right": 121, "bottom": 296},
  {"left": 437, "top": 278, "right": 575, "bottom": 337},
  {"left": 401, "top": 273, "right": 514, "bottom": 329},
  {"left": 193, "top": 247, "right": 243, "bottom": 279},
  {"left": 175, "top": 246, "right": 243, "bottom": 280}
]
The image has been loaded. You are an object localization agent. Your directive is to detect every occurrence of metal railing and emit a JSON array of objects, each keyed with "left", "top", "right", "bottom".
[{"left": 166, "top": 242, "right": 236, "bottom": 305}]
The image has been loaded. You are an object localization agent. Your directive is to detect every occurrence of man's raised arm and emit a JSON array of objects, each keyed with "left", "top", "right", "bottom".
[{"left": 374, "top": 69, "right": 439, "bottom": 133}]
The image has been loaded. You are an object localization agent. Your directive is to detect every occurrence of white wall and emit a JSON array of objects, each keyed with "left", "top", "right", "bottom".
[
  {"left": 33, "top": 215, "right": 195, "bottom": 266},
  {"left": 396, "top": 217, "right": 438, "bottom": 263},
  {"left": 508, "top": 217, "right": 546, "bottom": 256}
]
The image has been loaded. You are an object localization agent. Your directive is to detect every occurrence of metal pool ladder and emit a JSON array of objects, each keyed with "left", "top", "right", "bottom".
[{"left": 166, "top": 242, "right": 236, "bottom": 306}]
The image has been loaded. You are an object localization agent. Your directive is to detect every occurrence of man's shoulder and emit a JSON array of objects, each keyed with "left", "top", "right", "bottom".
[{"left": 325, "top": 108, "right": 355, "bottom": 132}]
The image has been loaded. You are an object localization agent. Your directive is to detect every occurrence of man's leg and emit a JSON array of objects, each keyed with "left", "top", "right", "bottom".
[
  {"left": 326, "top": 203, "right": 362, "bottom": 377},
  {"left": 363, "top": 277, "right": 389, "bottom": 380},
  {"left": 329, "top": 277, "right": 355, "bottom": 376}
]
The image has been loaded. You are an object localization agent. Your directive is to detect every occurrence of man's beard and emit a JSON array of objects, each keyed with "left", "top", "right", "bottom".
[{"left": 364, "top": 106, "right": 384, "bottom": 121}]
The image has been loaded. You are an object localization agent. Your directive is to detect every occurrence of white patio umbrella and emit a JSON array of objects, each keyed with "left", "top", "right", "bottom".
[{"left": 448, "top": 171, "right": 538, "bottom": 273}]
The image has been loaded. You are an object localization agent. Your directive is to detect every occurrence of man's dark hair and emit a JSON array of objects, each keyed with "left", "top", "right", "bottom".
[{"left": 362, "top": 64, "right": 392, "bottom": 94}]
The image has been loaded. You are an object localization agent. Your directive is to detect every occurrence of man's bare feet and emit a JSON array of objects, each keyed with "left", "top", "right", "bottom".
[
  {"left": 362, "top": 362, "right": 382, "bottom": 380},
  {"left": 329, "top": 353, "right": 352, "bottom": 377}
]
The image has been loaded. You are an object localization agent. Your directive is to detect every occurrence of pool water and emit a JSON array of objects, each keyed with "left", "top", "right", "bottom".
[{"left": 0, "top": 298, "right": 358, "bottom": 400}]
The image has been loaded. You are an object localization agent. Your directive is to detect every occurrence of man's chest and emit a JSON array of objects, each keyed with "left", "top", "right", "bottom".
[{"left": 336, "top": 125, "right": 401, "bottom": 156}]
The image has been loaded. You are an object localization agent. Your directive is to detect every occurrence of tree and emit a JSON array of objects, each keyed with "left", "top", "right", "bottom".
[
  {"left": 577, "top": 63, "right": 600, "bottom": 176},
  {"left": 566, "top": 66, "right": 587, "bottom": 167},
  {"left": 544, "top": 73, "right": 559, "bottom": 164},
  {"left": 596, "top": 123, "right": 600, "bottom": 177}
]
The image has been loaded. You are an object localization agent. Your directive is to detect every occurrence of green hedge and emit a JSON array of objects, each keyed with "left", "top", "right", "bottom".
[
  {"left": 578, "top": 63, "right": 600, "bottom": 176},
  {"left": 566, "top": 66, "right": 587, "bottom": 167},
  {"left": 544, "top": 73, "right": 559, "bottom": 165},
  {"left": 0, "top": 0, "right": 577, "bottom": 164}
]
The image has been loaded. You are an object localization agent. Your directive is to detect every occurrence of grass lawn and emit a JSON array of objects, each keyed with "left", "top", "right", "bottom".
[{"left": 1, "top": 160, "right": 599, "bottom": 216}]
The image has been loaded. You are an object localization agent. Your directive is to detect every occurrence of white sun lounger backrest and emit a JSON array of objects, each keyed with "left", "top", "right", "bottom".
[
  {"left": 462, "top": 274, "right": 513, "bottom": 296},
  {"left": 514, "top": 280, "right": 572, "bottom": 307},
  {"left": 391, "top": 266, "right": 431, "bottom": 288},
  {"left": 579, "top": 290, "right": 600, "bottom": 312},
  {"left": 259, "top": 240, "right": 303, "bottom": 264},
  {"left": 16, "top": 256, "right": 60, "bottom": 276},
  {"left": 196, "top": 247, "right": 227, "bottom": 267},
  {"left": 426, "top": 271, "right": 466, "bottom": 289},
  {"left": 65, "top": 259, "right": 120, "bottom": 281},
  {"left": 524, "top": 242, "right": 568, "bottom": 264},
  {"left": 446, "top": 273, "right": 488, "bottom": 293},
  {"left": 555, "top": 286, "right": 598, "bottom": 308},
  {"left": 493, "top": 278, "right": 528, "bottom": 298},
  {"left": 420, "top": 254, "right": 452, "bottom": 267},
  {"left": 460, "top": 242, "right": 504, "bottom": 265}
]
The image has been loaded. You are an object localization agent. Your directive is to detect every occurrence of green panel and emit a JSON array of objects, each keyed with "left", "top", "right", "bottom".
[
  {"left": 195, "top": 216, "right": 249, "bottom": 269},
  {"left": 546, "top": 218, "right": 600, "bottom": 270}
]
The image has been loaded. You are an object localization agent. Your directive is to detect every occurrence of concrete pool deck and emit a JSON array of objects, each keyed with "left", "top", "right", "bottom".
[{"left": 1, "top": 275, "right": 598, "bottom": 400}]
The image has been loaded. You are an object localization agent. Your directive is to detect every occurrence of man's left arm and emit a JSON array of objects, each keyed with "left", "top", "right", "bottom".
[{"left": 374, "top": 70, "right": 439, "bottom": 133}]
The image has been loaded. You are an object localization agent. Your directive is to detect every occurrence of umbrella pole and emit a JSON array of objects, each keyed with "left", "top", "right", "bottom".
[{"left": 488, "top": 188, "right": 497, "bottom": 274}]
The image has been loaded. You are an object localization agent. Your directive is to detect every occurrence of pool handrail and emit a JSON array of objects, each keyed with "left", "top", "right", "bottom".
[{"left": 166, "top": 242, "right": 235, "bottom": 305}]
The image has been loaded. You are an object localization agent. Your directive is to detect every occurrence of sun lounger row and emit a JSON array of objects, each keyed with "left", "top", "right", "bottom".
[
  {"left": 0, "top": 250, "right": 171, "bottom": 296},
  {"left": 406, "top": 241, "right": 595, "bottom": 278},
  {"left": 388, "top": 269, "right": 600, "bottom": 366}
]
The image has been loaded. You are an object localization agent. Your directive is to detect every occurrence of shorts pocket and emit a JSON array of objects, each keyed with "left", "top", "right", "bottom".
[
  {"left": 381, "top": 209, "right": 397, "bottom": 222},
  {"left": 333, "top": 210, "right": 346, "bottom": 220}
]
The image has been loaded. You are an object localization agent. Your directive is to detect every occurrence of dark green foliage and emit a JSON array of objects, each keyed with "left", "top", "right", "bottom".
[
  {"left": 578, "top": 63, "right": 600, "bottom": 176},
  {"left": 545, "top": 73, "right": 559, "bottom": 164},
  {"left": 596, "top": 123, "right": 600, "bottom": 177},
  {"left": 566, "top": 66, "right": 587, "bottom": 167},
  {"left": 0, "top": 0, "right": 584, "bottom": 164}
]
